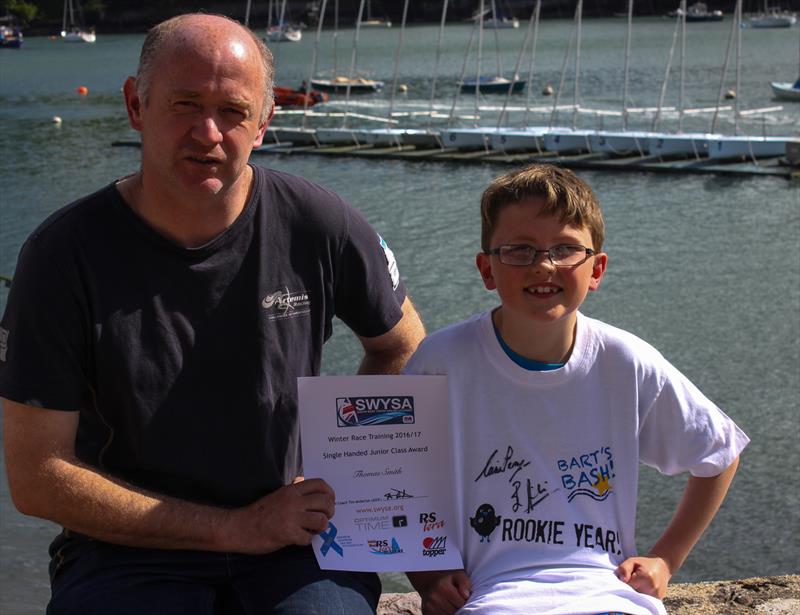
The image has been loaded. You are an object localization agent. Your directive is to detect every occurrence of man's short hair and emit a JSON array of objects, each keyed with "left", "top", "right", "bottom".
[
  {"left": 135, "top": 13, "right": 274, "bottom": 124},
  {"left": 480, "top": 164, "right": 605, "bottom": 252}
]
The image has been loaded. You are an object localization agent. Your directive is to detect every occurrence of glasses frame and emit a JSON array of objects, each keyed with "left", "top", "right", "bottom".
[{"left": 484, "top": 244, "right": 596, "bottom": 267}]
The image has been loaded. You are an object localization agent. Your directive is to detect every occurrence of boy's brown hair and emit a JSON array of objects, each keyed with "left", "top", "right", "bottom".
[{"left": 480, "top": 164, "right": 605, "bottom": 252}]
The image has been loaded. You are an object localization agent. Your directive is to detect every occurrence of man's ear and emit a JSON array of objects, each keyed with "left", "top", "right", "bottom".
[
  {"left": 123, "top": 77, "right": 143, "bottom": 132},
  {"left": 476, "top": 252, "right": 497, "bottom": 291},
  {"left": 588, "top": 252, "right": 608, "bottom": 292},
  {"left": 253, "top": 103, "right": 276, "bottom": 148}
]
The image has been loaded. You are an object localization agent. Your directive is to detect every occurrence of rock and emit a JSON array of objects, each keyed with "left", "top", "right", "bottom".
[{"left": 378, "top": 575, "right": 800, "bottom": 615}]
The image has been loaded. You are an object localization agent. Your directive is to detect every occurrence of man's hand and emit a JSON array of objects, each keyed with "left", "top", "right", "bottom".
[
  {"left": 616, "top": 555, "right": 671, "bottom": 599},
  {"left": 408, "top": 570, "right": 472, "bottom": 615},
  {"left": 222, "top": 478, "right": 335, "bottom": 554}
]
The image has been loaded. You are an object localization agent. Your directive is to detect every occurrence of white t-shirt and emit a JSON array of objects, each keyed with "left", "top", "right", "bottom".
[{"left": 404, "top": 310, "right": 749, "bottom": 615}]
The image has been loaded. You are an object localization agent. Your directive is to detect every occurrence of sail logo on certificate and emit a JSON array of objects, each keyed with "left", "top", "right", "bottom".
[{"left": 336, "top": 396, "right": 416, "bottom": 427}]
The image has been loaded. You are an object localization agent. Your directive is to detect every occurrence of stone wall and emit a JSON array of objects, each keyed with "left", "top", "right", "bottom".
[{"left": 377, "top": 575, "right": 800, "bottom": 615}]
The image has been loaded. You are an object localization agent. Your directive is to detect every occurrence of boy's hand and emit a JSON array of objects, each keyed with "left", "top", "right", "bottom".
[
  {"left": 615, "top": 556, "right": 671, "bottom": 599},
  {"left": 407, "top": 569, "right": 472, "bottom": 615}
]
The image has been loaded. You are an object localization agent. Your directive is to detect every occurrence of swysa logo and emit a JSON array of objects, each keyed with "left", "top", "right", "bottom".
[{"left": 336, "top": 396, "right": 415, "bottom": 427}]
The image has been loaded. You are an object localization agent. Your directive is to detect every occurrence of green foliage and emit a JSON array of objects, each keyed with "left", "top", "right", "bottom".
[{"left": 4, "top": 0, "right": 39, "bottom": 22}]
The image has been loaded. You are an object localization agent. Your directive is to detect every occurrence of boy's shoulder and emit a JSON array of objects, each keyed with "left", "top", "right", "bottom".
[
  {"left": 406, "top": 311, "right": 488, "bottom": 371},
  {"left": 579, "top": 313, "right": 668, "bottom": 370}
]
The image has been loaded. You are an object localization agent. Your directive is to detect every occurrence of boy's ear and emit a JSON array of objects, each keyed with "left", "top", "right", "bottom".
[
  {"left": 588, "top": 252, "right": 608, "bottom": 291},
  {"left": 476, "top": 252, "right": 497, "bottom": 291}
]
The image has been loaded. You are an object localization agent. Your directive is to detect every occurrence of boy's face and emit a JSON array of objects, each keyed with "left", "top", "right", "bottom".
[{"left": 476, "top": 199, "right": 607, "bottom": 333}]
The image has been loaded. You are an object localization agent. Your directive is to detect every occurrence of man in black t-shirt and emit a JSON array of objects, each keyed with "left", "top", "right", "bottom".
[{"left": 0, "top": 13, "right": 425, "bottom": 615}]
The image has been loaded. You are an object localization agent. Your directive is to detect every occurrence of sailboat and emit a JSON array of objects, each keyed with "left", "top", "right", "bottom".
[
  {"left": 61, "top": 0, "right": 95, "bottom": 43},
  {"left": 265, "top": 0, "right": 302, "bottom": 42},
  {"left": 459, "top": 0, "right": 525, "bottom": 95},
  {"left": 360, "top": 0, "right": 391, "bottom": 27},
  {"left": 310, "top": 0, "right": 384, "bottom": 94},
  {"left": 746, "top": 1, "right": 797, "bottom": 28}
]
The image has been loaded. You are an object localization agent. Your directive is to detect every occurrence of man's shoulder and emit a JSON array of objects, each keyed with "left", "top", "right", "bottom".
[
  {"left": 256, "top": 165, "right": 346, "bottom": 209},
  {"left": 27, "top": 181, "right": 120, "bottom": 246}
]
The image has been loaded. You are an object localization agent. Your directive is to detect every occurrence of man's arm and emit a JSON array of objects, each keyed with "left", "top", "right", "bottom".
[
  {"left": 3, "top": 399, "right": 334, "bottom": 553},
  {"left": 357, "top": 296, "right": 426, "bottom": 375},
  {"left": 616, "top": 456, "right": 740, "bottom": 599}
]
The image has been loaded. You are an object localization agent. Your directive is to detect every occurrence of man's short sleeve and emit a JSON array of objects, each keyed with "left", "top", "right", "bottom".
[
  {"left": 333, "top": 206, "right": 406, "bottom": 338},
  {"left": 0, "top": 234, "right": 89, "bottom": 411}
]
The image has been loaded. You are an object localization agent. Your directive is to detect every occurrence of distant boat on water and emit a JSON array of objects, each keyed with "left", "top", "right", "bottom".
[
  {"left": 746, "top": 2, "right": 797, "bottom": 28},
  {"left": 770, "top": 80, "right": 800, "bottom": 100},
  {"left": 61, "top": 0, "right": 95, "bottom": 42},
  {"left": 0, "top": 23, "right": 23, "bottom": 48},
  {"left": 359, "top": 0, "right": 391, "bottom": 27},
  {"left": 309, "top": 76, "right": 384, "bottom": 93},
  {"left": 460, "top": 75, "right": 525, "bottom": 94},
  {"left": 669, "top": 2, "right": 724, "bottom": 22}
]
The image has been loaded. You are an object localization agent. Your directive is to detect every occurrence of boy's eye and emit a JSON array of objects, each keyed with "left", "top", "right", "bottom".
[
  {"left": 550, "top": 245, "right": 579, "bottom": 260},
  {"left": 505, "top": 245, "right": 533, "bottom": 256}
]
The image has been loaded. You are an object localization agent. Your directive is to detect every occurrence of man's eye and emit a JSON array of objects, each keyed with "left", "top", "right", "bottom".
[
  {"left": 223, "top": 108, "right": 247, "bottom": 118},
  {"left": 174, "top": 101, "right": 199, "bottom": 110}
]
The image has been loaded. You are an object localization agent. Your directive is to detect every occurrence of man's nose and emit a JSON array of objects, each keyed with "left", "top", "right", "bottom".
[{"left": 192, "top": 115, "right": 223, "bottom": 145}]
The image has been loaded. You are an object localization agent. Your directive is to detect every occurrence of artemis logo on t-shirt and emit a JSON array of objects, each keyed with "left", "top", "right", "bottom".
[{"left": 261, "top": 287, "right": 311, "bottom": 320}]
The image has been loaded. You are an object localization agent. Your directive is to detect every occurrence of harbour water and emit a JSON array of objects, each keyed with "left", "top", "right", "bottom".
[{"left": 1, "top": 18, "right": 798, "bottom": 613}]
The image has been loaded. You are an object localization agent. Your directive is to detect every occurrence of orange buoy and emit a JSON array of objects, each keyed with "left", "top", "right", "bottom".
[{"left": 76, "top": 86, "right": 89, "bottom": 96}]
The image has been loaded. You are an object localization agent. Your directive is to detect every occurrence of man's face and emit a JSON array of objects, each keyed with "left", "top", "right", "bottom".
[{"left": 127, "top": 26, "right": 270, "bottom": 200}]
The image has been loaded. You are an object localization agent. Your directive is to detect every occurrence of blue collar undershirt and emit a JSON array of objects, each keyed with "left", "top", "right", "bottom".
[{"left": 493, "top": 323, "right": 565, "bottom": 372}]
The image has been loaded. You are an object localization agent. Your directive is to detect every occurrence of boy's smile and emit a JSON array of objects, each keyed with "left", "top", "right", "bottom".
[{"left": 476, "top": 199, "right": 607, "bottom": 361}]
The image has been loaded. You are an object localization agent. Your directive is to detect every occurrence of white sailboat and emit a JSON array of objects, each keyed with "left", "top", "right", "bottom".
[
  {"left": 61, "top": 0, "right": 95, "bottom": 43},
  {"left": 360, "top": 0, "right": 391, "bottom": 27},
  {"left": 746, "top": 1, "right": 797, "bottom": 28},
  {"left": 265, "top": 0, "right": 302, "bottom": 43}
]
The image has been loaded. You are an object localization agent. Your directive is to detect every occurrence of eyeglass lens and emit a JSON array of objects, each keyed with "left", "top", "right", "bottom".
[{"left": 498, "top": 245, "right": 589, "bottom": 266}]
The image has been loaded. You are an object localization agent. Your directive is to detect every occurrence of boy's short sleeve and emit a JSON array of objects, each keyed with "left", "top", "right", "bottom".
[{"left": 638, "top": 363, "right": 749, "bottom": 477}]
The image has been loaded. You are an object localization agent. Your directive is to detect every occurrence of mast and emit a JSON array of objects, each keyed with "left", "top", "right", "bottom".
[
  {"left": 678, "top": 0, "right": 686, "bottom": 132},
  {"left": 621, "top": 0, "right": 633, "bottom": 131},
  {"left": 426, "top": 0, "right": 450, "bottom": 129},
  {"left": 303, "top": 0, "right": 329, "bottom": 128},
  {"left": 572, "top": 0, "right": 583, "bottom": 130},
  {"left": 522, "top": 0, "right": 542, "bottom": 128},
  {"left": 475, "top": 0, "right": 485, "bottom": 124},
  {"left": 387, "top": 0, "right": 410, "bottom": 122},
  {"left": 244, "top": 0, "right": 252, "bottom": 26}
]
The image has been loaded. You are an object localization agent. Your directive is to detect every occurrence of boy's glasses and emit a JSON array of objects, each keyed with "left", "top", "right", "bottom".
[{"left": 484, "top": 244, "right": 596, "bottom": 267}]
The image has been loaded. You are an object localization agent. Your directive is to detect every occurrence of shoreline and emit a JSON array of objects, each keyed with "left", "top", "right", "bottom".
[{"left": 377, "top": 575, "right": 800, "bottom": 614}]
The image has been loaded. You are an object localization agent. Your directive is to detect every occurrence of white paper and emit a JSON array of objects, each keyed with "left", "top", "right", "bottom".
[{"left": 298, "top": 375, "right": 463, "bottom": 572}]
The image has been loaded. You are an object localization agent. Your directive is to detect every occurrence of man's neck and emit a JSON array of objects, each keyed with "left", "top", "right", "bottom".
[{"left": 117, "top": 166, "right": 254, "bottom": 248}]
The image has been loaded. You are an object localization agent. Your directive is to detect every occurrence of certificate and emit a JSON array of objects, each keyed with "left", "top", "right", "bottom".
[{"left": 298, "top": 375, "right": 463, "bottom": 572}]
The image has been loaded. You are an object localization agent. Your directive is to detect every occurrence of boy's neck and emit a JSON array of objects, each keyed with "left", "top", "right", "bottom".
[{"left": 492, "top": 307, "right": 577, "bottom": 365}]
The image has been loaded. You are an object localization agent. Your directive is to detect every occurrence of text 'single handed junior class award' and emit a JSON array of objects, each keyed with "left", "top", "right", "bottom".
[{"left": 298, "top": 375, "right": 463, "bottom": 572}]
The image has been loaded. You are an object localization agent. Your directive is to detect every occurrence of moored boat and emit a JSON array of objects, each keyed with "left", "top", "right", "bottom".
[
  {"left": 459, "top": 76, "right": 525, "bottom": 94},
  {"left": 310, "top": 76, "right": 384, "bottom": 93},
  {"left": 770, "top": 80, "right": 800, "bottom": 101}
]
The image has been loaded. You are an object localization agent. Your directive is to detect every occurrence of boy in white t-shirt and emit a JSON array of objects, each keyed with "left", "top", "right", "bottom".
[{"left": 404, "top": 164, "right": 748, "bottom": 615}]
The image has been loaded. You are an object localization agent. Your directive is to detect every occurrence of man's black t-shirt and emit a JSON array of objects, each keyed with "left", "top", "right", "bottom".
[{"left": 0, "top": 165, "right": 406, "bottom": 507}]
